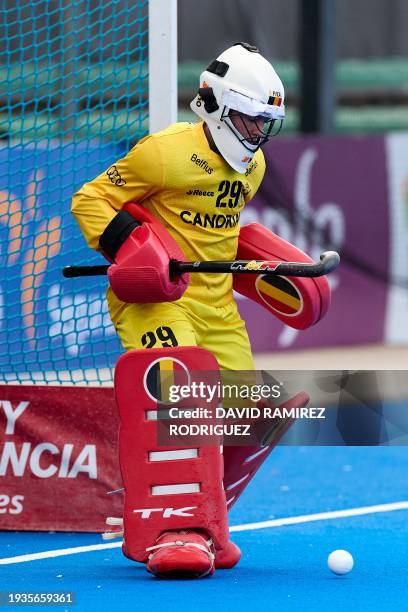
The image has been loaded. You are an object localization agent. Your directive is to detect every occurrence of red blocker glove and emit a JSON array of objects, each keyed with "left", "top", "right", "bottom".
[
  {"left": 233, "top": 223, "right": 331, "bottom": 329},
  {"left": 99, "top": 202, "right": 189, "bottom": 303}
]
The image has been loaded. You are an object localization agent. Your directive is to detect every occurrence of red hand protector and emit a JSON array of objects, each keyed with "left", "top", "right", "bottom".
[{"left": 106, "top": 202, "right": 189, "bottom": 303}]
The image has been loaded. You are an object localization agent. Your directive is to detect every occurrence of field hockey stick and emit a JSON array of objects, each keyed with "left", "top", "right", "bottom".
[{"left": 63, "top": 251, "right": 340, "bottom": 279}]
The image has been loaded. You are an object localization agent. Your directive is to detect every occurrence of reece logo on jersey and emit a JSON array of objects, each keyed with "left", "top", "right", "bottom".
[{"left": 186, "top": 189, "right": 215, "bottom": 197}]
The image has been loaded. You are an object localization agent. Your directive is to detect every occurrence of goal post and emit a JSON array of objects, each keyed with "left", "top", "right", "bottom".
[{"left": 148, "top": 0, "right": 178, "bottom": 132}]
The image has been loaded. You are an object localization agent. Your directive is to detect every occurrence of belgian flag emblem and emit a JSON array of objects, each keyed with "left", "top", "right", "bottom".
[
  {"left": 255, "top": 274, "right": 303, "bottom": 316},
  {"left": 144, "top": 357, "right": 190, "bottom": 402}
]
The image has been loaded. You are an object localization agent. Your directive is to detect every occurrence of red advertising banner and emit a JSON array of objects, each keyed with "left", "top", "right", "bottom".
[{"left": 0, "top": 385, "right": 122, "bottom": 532}]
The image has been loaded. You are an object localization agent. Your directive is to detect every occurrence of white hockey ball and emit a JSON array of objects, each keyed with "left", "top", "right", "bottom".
[{"left": 327, "top": 549, "right": 354, "bottom": 575}]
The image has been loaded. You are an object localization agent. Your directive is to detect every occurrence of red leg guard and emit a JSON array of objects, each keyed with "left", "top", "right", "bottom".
[
  {"left": 223, "top": 391, "right": 310, "bottom": 509},
  {"left": 114, "top": 347, "right": 230, "bottom": 563}
]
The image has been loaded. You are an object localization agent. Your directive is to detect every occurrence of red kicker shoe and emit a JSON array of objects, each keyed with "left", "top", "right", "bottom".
[
  {"left": 215, "top": 540, "right": 241, "bottom": 569},
  {"left": 146, "top": 530, "right": 215, "bottom": 579}
]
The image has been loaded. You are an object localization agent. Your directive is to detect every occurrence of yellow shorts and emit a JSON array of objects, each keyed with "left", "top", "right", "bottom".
[{"left": 107, "top": 288, "right": 254, "bottom": 370}]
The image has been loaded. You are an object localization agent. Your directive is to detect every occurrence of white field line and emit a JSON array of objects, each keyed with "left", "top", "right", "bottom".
[
  {"left": 0, "top": 541, "right": 122, "bottom": 564},
  {"left": 1, "top": 500, "right": 407, "bottom": 565},
  {"left": 228, "top": 500, "right": 408, "bottom": 532}
]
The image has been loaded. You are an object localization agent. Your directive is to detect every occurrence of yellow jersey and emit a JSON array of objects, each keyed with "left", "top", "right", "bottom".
[{"left": 72, "top": 121, "right": 266, "bottom": 306}]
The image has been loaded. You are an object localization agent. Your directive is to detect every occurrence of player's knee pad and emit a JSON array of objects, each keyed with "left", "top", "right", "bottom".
[
  {"left": 114, "top": 346, "right": 230, "bottom": 562},
  {"left": 223, "top": 391, "right": 309, "bottom": 509},
  {"left": 233, "top": 223, "right": 331, "bottom": 329},
  {"left": 99, "top": 202, "right": 189, "bottom": 303}
]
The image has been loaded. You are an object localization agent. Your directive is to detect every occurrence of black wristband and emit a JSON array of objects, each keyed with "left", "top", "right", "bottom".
[{"left": 99, "top": 210, "right": 140, "bottom": 260}]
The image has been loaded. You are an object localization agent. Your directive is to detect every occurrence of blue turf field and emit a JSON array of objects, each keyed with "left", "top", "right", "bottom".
[{"left": 1, "top": 446, "right": 407, "bottom": 611}]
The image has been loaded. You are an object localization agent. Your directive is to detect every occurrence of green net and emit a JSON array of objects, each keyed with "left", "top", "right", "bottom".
[{"left": 0, "top": 0, "right": 148, "bottom": 385}]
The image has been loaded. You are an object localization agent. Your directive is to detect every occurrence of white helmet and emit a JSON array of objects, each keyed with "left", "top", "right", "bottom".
[{"left": 191, "top": 42, "right": 285, "bottom": 174}]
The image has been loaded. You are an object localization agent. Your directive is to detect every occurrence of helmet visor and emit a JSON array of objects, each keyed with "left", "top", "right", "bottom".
[{"left": 222, "top": 89, "right": 285, "bottom": 121}]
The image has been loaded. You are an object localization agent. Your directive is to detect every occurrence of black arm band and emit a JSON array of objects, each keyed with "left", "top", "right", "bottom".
[{"left": 99, "top": 210, "right": 140, "bottom": 260}]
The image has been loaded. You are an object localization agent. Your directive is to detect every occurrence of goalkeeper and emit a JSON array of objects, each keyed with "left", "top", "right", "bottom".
[
  {"left": 72, "top": 43, "right": 324, "bottom": 579},
  {"left": 71, "top": 42, "right": 285, "bottom": 373}
]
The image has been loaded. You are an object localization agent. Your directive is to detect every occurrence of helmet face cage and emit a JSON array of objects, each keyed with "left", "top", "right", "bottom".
[{"left": 221, "top": 107, "right": 283, "bottom": 152}]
